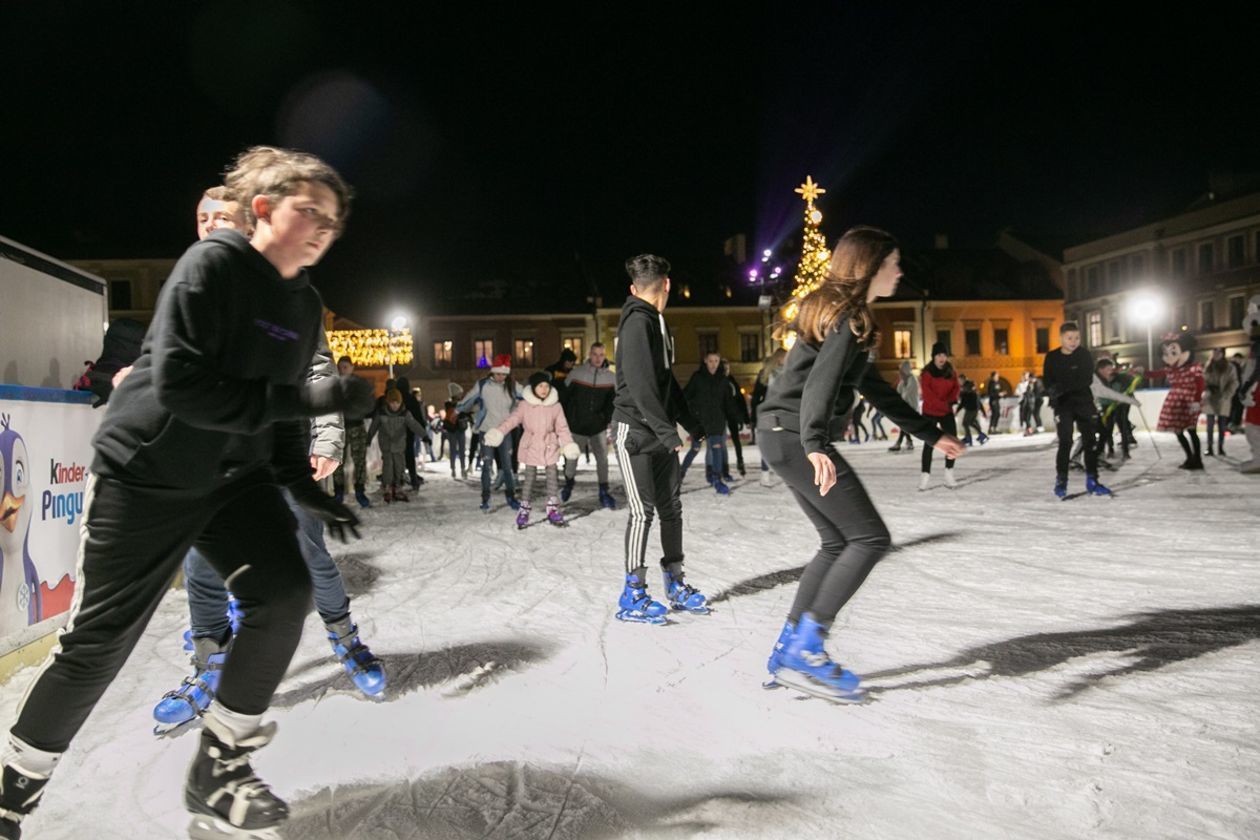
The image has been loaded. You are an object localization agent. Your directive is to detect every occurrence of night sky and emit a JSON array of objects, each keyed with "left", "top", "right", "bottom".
[{"left": 2, "top": 3, "right": 1256, "bottom": 323}]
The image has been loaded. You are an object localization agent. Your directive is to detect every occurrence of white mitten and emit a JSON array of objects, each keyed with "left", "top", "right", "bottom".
[
  {"left": 484, "top": 428, "right": 505, "bottom": 447},
  {"left": 562, "top": 442, "right": 581, "bottom": 460}
]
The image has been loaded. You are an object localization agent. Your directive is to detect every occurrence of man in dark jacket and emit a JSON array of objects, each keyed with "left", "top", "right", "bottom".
[
  {"left": 333, "top": 355, "right": 374, "bottom": 507},
  {"left": 1043, "top": 321, "right": 1106, "bottom": 497},
  {"left": 681, "top": 352, "right": 738, "bottom": 491},
  {"left": 545, "top": 348, "right": 578, "bottom": 397},
  {"left": 561, "top": 342, "right": 617, "bottom": 507},
  {"left": 611, "top": 254, "right": 707, "bottom": 625},
  {"left": 393, "top": 376, "right": 429, "bottom": 490}
]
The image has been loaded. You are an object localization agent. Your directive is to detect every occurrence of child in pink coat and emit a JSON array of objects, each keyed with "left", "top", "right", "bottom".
[{"left": 486, "top": 372, "right": 579, "bottom": 527}]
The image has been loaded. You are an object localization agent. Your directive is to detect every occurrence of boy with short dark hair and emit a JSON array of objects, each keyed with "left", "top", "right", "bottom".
[
  {"left": 1043, "top": 321, "right": 1109, "bottom": 498},
  {"left": 611, "top": 254, "right": 707, "bottom": 624}
]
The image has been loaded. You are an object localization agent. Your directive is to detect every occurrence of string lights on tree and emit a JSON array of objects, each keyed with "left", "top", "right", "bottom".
[
  {"left": 326, "top": 328, "right": 414, "bottom": 369},
  {"left": 778, "top": 175, "right": 831, "bottom": 348}
]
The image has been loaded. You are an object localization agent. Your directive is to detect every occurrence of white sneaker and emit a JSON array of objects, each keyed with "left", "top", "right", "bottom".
[
  {"left": 759, "top": 470, "right": 775, "bottom": 487},
  {"left": 918, "top": 472, "right": 931, "bottom": 491},
  {"left": 944, "top": 468, "right": 958, "bottom": 488}
]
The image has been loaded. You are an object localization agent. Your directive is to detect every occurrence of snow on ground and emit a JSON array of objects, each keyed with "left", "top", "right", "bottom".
[{"left": 2, "top": 431, "right": 1258, "bottom": 839}]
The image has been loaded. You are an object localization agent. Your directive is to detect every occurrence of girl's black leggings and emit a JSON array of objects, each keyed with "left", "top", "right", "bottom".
[
  {"left": 759, "top": 430, "right": 890, "bottom": 626},
  {"left": 921, "top": 413, "right": 957, "bottom": 473}
]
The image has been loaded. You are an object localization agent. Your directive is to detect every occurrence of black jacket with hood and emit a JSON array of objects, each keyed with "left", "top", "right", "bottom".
[
  {"left": 758, "top": 316, "right": 942, "bottom": 456},
  {"left": 92, "top": 229, "right": 325, "bottom": 491},
  {"left": 611, "top": 295, "right": 701, "bottom": 450}
]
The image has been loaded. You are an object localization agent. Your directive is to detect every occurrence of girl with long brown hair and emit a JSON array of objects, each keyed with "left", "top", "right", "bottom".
[{"left": 756, "top": 226, "right": 964, "bottom": 702}]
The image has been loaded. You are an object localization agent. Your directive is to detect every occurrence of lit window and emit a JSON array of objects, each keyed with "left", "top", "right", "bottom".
[
  {"left": 1087, "top": 311, "right": 1103, "bottom": 347},
  {"left": 433, "top": 340, "right": 453, "bottom": 369},
  {"left": 893, "top": 329, "right": 912, "bottom": 359},
  {"left": 473, "top": 338, "right": 494, "bottom": 368},
  {"left": 515, "top": 338, "right": 535, "bottom": 367}
]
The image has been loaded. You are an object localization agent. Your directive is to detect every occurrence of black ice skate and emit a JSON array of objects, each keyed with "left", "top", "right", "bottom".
[
  {"left": 185, "top": 715, "right": 288, "bottom": 840},
  {"left": 0, "top": 762, "right": 51, "bottom": 839}
]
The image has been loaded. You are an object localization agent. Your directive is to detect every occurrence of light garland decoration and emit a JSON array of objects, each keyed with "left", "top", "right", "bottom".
[
  {"left": 326, "top": 328, "right": 414, "bottom": 368},
  {"left": 779, "top": 175, "right": 831, "bottom": 348}
]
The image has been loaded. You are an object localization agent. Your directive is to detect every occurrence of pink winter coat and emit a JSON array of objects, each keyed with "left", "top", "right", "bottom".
[{"left": 492, "top": 387, "right": 575, "bottom": 467}]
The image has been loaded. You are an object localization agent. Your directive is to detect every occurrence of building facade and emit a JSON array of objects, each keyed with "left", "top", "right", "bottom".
[{"left": 1062, "top": 190, "right": 1260, "bottom": 368}]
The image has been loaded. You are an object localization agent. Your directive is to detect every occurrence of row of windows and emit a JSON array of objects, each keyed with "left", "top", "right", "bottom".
[
  {"left": 1073, "top": 294, "right": 1249, "bottom": 349},
  {"left": 431, "top": 335, "right": 586, "bottom": 370},
  {"left": 924, "top": 326, "right": 1050, "bottom": 357},
  {"left": 1071, "top": 229, "right": 1260, "bottom": 301}
]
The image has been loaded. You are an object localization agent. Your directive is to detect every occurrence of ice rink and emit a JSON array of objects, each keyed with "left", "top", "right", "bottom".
[{"left": 2, "top": 431, "right": 1257, "bottom": 839}]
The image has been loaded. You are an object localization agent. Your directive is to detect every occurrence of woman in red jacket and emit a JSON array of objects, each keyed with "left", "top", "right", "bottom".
[{"left": 919, "top": 342, "right": 961, "bottom": 489}]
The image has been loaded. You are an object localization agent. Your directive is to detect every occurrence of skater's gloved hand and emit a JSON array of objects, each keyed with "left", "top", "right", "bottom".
[
  {"left": 484, "top": 428, "right": 505, "bottom": 447},
  {"left": 562, "top": 442, "right": 581, "bottom": 460},
  {"left": 288, "top": 478, "right": 362, "bottom": 542},
  {"left": 1189, "top": 402, "right": 1201, "bottom": 415},
  {"left": 275, "top": 376, "right": 375, "bottom": 419}
]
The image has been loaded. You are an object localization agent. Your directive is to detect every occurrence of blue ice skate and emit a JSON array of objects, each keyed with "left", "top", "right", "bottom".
[
  {"left": 713, "top": 479, "right": 731, "bottom": 495},
  {"left": 1085, "top": 475, "right": 1112, "bottom": 497},
  {"left": 354, "top": 488, "right": 372, "bottom": 508},
  {"left": 180, "top": 596, "right": 242, "bottom": 653},
  {"left": 153, "top": 637, "right": 229, "bottom": 735},
  {"left": 327, "top": 618, "right": 387, "bottom": 697},
  {"left": 560, "top": 477, "right": 575, "bottom": 502},
  {"left": 616, "top": 573, "right": 668, "bottom": 625},
  {"left": 1054, "top": 475, "right": 1068, "bottom": 499},
  {"left": 598, "top": 485, "right": 617, "bottom": 510},
  {"left": 663, "top": 566, "right": 710, "bottom": 614},
  {"left": 772, "top": 613, "right": 866, "bottom": 703},
  {"left": 763, "top": 619, "right": 795, "bottom": 686}
]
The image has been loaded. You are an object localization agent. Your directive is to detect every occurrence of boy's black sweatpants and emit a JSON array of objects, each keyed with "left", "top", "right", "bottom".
[
  {"left": 613, "top": 421, "right": 684, "bottom": 576},
  {"left": 759, "top": 430, "right": 891, "bottom": 625},
  {"left": 1055, "top": 396, "right": 1099, "bottom": 477},
  {"left": 11, "top": 470, "right": 311, "bottom": 754}
]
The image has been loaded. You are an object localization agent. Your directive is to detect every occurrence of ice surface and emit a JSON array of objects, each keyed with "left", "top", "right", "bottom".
[{"left": 2, "top": 432, "right": 1257, "bottom": 839}]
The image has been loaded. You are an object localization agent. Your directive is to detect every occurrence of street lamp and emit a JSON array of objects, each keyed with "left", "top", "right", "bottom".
[
  {"left": 387, "top": 313, "right": 410, "bottom": 378},
  {"left": 1126, "top": 290, "right": 1164, "bottom": 372}
]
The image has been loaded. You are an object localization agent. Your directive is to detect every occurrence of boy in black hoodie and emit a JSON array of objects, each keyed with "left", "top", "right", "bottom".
[
  {"left": 0, "top": 147, "right": 374, "bottom": 840},
  {"left": 611, "top": 254, "right": 707, "bottom": 624},
  {"left": 1042, "top": 321, "right": 1109, "bottom": 498}
]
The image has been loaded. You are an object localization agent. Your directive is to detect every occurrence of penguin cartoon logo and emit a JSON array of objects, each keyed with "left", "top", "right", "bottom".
[{"left": 0, "top": 414, "right": 43, "bottom": 634}]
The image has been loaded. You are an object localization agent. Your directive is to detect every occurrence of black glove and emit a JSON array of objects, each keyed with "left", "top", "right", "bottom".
[
  {"left": 288, "top": 478, "right": 362, "bottom": 543},
  {"left": 276, "top": 376, "right": 375, "bottom": 419}
]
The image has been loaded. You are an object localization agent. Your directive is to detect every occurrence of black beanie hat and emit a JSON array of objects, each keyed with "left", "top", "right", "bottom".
[
  {"left": 560, "top": 348, "right": 577, "bottom": 363},
  {"left": 528, "top": 371, "right": 551, "bottom": 394},
  {"left": 931, "top": 341, "right": 949, "bottom": 357}
]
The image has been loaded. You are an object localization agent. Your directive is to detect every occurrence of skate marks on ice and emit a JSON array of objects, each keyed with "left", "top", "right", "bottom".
[
  {"left": 707, "top": 530, "right": 963, "bottom": 604},
  {"left": 271, "top": 639, "right": 552, "bottom": 708},
  {"left": 331, "top": 553, "right": 383, "bottom": 597},
  {"left": 285, "top": 760, "right": 795, "bottom": 839},
  {"left": 864, "top": 604, "right": 1260, "bottom": 700}
]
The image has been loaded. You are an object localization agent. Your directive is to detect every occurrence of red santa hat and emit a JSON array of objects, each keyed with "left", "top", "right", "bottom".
[{"left": 490, "top": 354, "right": 512, "bottom": 375}]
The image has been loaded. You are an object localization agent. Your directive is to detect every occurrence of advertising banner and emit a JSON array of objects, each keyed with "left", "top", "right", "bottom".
[{"left": 0, "top": 385, "right": 98, "bottom": 656}]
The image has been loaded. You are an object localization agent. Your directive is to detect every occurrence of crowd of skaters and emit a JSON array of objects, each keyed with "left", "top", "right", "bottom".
[{"left": 4, "top": 144, "right": 1259, "bottom": 840}]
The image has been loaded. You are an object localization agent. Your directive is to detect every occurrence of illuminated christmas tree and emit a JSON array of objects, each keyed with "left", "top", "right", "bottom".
[{"left": 779, "top": 175, "right": 830, "bottom": 346}]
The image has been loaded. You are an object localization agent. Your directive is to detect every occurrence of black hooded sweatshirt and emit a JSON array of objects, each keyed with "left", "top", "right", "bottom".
[
  {"left": 611, "top": 295, "right": 700, "bottom": 450},
  {"left": 92, "top": 229, "right": 324, "bottom": 490},
  {"left": 758, "top": 317, "right": 941, "bottom": 456}
]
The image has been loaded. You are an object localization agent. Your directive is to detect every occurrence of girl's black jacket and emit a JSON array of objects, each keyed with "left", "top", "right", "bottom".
[
  {"left": 758, "top": 317, "right": 942, "bottom": 456},
  {"left": 92, "top": 230, "right": 326, "bottom": 491}
]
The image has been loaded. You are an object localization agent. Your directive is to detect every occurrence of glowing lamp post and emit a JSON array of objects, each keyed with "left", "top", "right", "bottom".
[
  {"left": 1126, "top": 291, "right": 1164, "bottom": 372},
  {"left": 388, "top": 314, "right": 410, "bottom": 378}
]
